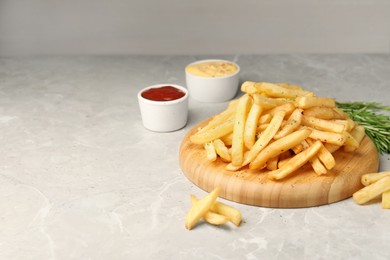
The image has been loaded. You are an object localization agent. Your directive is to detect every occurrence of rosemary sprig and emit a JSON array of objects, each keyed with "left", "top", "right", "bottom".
[{"left": 336, "top": 102, "right": 390, "bottom": 154}]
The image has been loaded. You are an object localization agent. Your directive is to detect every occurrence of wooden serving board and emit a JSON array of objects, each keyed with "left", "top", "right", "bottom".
[{"left": 179, "top": 118, "right": 379, "bottom": 208}]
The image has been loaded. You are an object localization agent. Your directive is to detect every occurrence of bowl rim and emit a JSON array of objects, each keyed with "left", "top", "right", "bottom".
[
  {"left": 137, "top": 84, "right": 189, "bottom": 106},
  {"left": 185, "top": 59, "right": 240, "bottom": 80}
]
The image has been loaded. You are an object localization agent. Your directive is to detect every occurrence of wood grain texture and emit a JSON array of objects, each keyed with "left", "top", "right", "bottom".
[{"left": 179, "top": 118, "right": 379, "bottom": 208}]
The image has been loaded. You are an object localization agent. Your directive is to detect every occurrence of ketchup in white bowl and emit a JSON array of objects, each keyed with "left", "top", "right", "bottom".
[
  {"left": 141, "top": 85, "right": 186, "bottom": 102},
  {"left": 137, "top": 84, "right": 189, "bottom": 132}
]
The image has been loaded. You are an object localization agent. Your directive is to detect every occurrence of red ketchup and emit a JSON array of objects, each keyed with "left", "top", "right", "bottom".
[{"left": 141, "top": 86, "right": 186, "bottom": 101}]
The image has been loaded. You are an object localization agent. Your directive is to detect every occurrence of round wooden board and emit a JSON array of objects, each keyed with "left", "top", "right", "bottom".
[{"left": 179, "top": 118, "right": 379, "bottom": 208}]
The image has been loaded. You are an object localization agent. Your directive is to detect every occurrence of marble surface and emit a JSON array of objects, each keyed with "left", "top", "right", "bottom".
[{"left": 0, "top": 55, "right": 390, "bottom": 260}]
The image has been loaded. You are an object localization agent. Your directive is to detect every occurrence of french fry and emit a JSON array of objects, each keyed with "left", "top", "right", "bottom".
[
  {"left": 245, "top": 81, "right": 313, "bottom": 98},
  {"left": 308, "top": 128, "right": 347, "bottom": 146},
  {"left": 220, "top": 132, "right": 233, "bottom": 146},
  {"left": 197, "top": 109, "right": 235, "bottom": 134},
  {"left": 382, "top": 190, "right": 390, "bottom": 209},
  {"left": 258, "top": 113, "right": 273, "bottom": 124},
  {"left": 264, "top": 102, "right": 295, "bottom": 117},
  {"left": 296, "top": 96, "right": 336, "bottom": 109},
  {"left": 301, "top": 140, "right": 327, "bottom": 175},
  {"left": 276, "top": 151, "right": 292, "bottom": 169},
  {"left": 190, "top": 118, "right": 234, "bottom": 144},
  {"left": 210, "top": 200, "right": 242, "bottom": 226},
  {"left": 204, "top": 142, "right": 217, "bottom": 161},
  {"left": 306, "top": 138, "right": 335, "bottom": 170},
  {"left": 231, "top": 94, "right": 252, "bottom": 166},
  {"left": 353, "top": 176, "right": 390, "bottom": 205},
  {"left": 274, "top": 108, "right": 303, "bottom": 139},
  {"left": 344, "top": 125, "right": 365, "bottom": 152},
  {"left": 244, "top": 111, "right": 286, "bottom": 166},
  {"left": 361, "top": 171, "right": 390, "bottom": 186},
  {"left": 266, "top": 155, "right": 279, "bottom": 171},
  {"left": 303, "top": 107, "right": 345, "bottom": 120},
  {"left": 343, "top": 132, "right": 359, "bottom": 151},
  {"left": 277, "top": 83, "right": 305, "bottom": 91},
  {"left": 190, "top": 195, "right": 229, "bottom": 225},
  {"left": 244, "top": 103, "right": 263, "bottom": 149},
  {"left": 302, "top": 115, "right": 345, "bottom": 133},
  {"left": 213, "top": 139, "right": 231, "bottom": 162},
  {"left": 252, "top": 93, "right": 288, "bottom": 109},
  {"left": 268, "top": 140, "right": 322, "bottom": 180},
  {"left": 185, "top": 187, "right": 220, "bottom": 230},
  {"left": 250, "top": 128, "right": 312, "bottom": 170}
]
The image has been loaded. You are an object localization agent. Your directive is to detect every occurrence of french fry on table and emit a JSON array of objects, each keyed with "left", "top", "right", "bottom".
[
  {"left": 382, "top": 190, "right": 390, "bottom": 209},
  {"left": 361, "top": 171, "right": 390, "bottom": 186},
  {"left": 353, "top": 176, "right": 390, "bottom": 205},
  {"left": 185, "top": 187, "right": 220, "bottom": 230},
  {"left": 190, "top": 195, "right": 228, "bottom": 225}
]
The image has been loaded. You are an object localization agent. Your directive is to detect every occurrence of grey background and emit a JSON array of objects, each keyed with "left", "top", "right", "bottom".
[{"left": 1, "top": 0, "right": 390, "bottom": 56}]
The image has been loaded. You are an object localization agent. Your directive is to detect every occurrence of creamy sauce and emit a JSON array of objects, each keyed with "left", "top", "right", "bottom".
[{"left": 186, "top": 61, "right": 238, "bottom": 78}]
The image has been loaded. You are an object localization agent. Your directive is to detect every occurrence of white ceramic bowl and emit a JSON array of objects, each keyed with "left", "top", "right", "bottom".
[
  {"left": 185, "top": 59, "right": 240, "bottom": 103},
  {"left": 137, "top": 84, "right": 189, "bottom": 132}
]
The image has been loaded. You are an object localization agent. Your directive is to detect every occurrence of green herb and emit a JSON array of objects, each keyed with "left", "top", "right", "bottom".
[{"left": 336, "top": 102, "right": 390, "bottom": 154}]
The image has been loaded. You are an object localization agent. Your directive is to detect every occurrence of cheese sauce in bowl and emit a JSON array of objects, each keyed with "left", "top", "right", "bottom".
[{"left": 185, "top": 59, "right": 240, "bottom": 102}]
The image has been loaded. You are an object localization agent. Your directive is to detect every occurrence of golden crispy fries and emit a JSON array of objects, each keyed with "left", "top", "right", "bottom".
[
  {"left": 308, "top": 128, "right": 347, "bottom": 146},
  {"left": 268, "top": 140, "right": 322, "bottom": 180},
  {"left": 382, "top": 190, "right": 390, "bottom": 209},
  {"left": 190, "top": 81, "right": 366, "bottom": 181},
  {"left": 185, "top": 187, "right": 220, "bottom": 230},
  {"left": 252, "top": 93, "right": 288, "bottom": 109},
  {"left": 266, "top": 155, "right": 279, "bottom": 171},
  {"left": 302, "top": 115, "right": 345, "bottom": 133},
  {"left": 343, "top": 132, "right": 359, "bottom": 151},
  {"left": 210, "top": 201, "right": 242, "bottom": 226},
  {"left": 191, "top": 119, "right": 234, "bottom": 144},
  {"left": 190, "top": 195, "right": 229, "bottom": 225},
  {"left": 231, "top": 95, "right": 252, "bottom": 166},
  {"left": 264, "top": 102, "right": 295, "bottom": 117},
  {"left": 353, "top": 176, "right": 390, "bottom": 205},
  {"left": 244, "top": 81, "right": 313, "bottom": 98},
  {"left": 258, "top": 113, "right": 272, "bottom": 124},
  {"left": 250, "top": 129, "right": 312, "bottom": 170},
  {"left": 303, "top": 107, "right": 345, "bottom": 120},
  {"left": 296, "top": 96, "right": 336, "bottom": 109},
  {"left": 306, "top": 138, "right": 335, "bottom": 170},
  {"left": 277, "top": 83, "right": 305, "bottom": 91},
  {"left": 204, "top": 142, "right": 217, "bottom": 161},
  {"left": 301, "top": 140, "right": 327, "bottom": 175},
  {"left": 220, "top": 132, "right": 233, "bottom": 146},
  {"left": 213, "top": 139, "right": 231, "bottom": 162},
  {"left": 244, "top": 111, "right": 286, "bottom": 166},
  {"left": 344, "top": 125, "right": 365, "bottom": 152},
  {"left": 361, "top": 171, "right": 390, "bottom": 186},
  {"left": 274, "top": 108, "right": 303, "bottom": 139},
  {"left": 244, "top": 103, "right": 263, "bottom": 149}
]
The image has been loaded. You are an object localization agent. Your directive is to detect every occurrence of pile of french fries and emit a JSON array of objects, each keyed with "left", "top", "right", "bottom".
[
  {"left": 185, "top": 187, "right": 242, "bottom": 230},
  {"left": 353, "top": 171, "right": 390, "bottom": 208},
  {"left": 190, "top": 81, "right": 366, "bottom": 180}
]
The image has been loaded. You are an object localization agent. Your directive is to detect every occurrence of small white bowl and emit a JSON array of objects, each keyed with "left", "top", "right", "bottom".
[
  {"left": 138, "top": 84, "right": 189, "bottom": 132},
  {"left": 185, "top": 59, "right": 240, "bottom": 102}
]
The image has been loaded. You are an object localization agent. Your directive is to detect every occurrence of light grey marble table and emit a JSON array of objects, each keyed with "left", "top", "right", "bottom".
[{"left": 1, "top": 55, "right": 389, "bottom": 260}]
